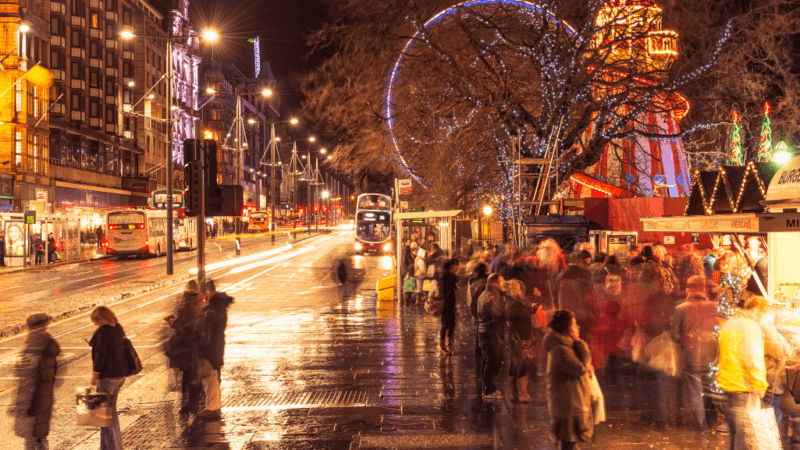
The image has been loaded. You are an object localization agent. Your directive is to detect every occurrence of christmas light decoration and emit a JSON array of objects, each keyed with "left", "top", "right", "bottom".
[
  {"left": 729, "top": 111, "right": 743, "bottom": 166},
  {"left": 757, "top": 102, "right": 772, "bottom": 163},
  {"left": 709, "top": 271, "right": 744, "bottom": 393}
]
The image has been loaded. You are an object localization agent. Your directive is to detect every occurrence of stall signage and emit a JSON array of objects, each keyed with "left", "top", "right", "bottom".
[
  {"left": 664, "top": 236, "right": 675, "bottom": 244},
  {"left": 398, "top": 179, "right": 412, "bottom": 195},
  {"left": 767, "top": 155, "right": 800, "bottom": 205},
  {"left": 758, "top": 214, "right": 800, "bottom": 232},
  {"left": 642, "top": 216, "right": 758, "bottom": 232}
]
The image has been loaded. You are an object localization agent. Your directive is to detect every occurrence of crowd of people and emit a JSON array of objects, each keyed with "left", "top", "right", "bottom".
[{"left": 401, "top": 235, "right": 800, "bottom": 450}]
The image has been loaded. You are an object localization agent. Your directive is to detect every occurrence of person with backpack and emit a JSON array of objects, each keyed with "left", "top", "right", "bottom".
[
  {"left": 194, "top": 280, "right": 234, "bottom": 419},
  {"left": 89, "top": 306, "right": 128, "bottom": 450}
]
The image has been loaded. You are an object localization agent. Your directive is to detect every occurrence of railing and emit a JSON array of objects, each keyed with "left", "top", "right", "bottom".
[{"left": 49, "top": 160, "right": 122, "bottom": 188}]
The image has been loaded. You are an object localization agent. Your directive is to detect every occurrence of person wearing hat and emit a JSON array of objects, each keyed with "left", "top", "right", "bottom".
[
  {"left": 670, "top": 275, "right": 717, "bottom": 431},
  {"left": 18, "top": 314, "right": 59, "bottom": 448}
]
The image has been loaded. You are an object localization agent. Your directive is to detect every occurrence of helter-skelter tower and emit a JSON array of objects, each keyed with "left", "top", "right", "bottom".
[{"left": 573, "top": 0, "right": 692, "bottom": 198}]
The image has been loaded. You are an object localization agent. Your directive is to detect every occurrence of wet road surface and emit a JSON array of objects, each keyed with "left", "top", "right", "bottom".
[{"left": 1, "top": 232, "right": 731, "bottom": 449}]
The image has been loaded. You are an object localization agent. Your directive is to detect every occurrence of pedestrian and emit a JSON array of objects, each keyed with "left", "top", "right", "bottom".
[
  {"left": 23, "top": 313, "right": 60, "bottom": 449},
  {"left": 89, "top": 306, "right": 128, "bottom": 450},
  {"left": 165, "top": 280, "right": 205, "bottom": 414},
  {"left": 194, "top": 280, "right": 234, "bottom": 418},
  {"left": 413, "top": 248, "right": 427, "bottom": 304},
  {"left": 439, "top": 258, "right": 460, "bottom": 355},
  {"left": 477, "top": 273, "right": 506, "bottom": 399},
  {"left": 717, "top": 296, "right": 768, "bottom": 450},
  {"left": 755, "top": 296, "right": 791, "bottom": 424},
  {"left": 468, "top": 262, "right": 489, "bottom": 359},
  {"left": 554, "top": 252, "right": 594, "bottom": 341},
  {"left": 34, "top": 234, "right": 45, "bottom": 265},
  {"left": 46, "top": 233, "right": 56, "bottom": 264},
  {"left": 543, "top": 310, "right": 594, "bottom": 450},
  {"left": 669, "top": 275, "right": 717, "bottom": 431},
  {"left": 0, "top": 235, "right": 6, "bottom": 266},
  {"left": 504, "top": 279, "right": 535, "bottom": 402},
  {"left": 96, "top": 225, "right": 104, "bottom": 249}
]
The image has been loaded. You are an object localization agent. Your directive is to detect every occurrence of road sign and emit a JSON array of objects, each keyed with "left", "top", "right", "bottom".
[
  {"left": 24, "top": 210, "right": 36, "bottom": 224},
  {"left": 398, "top": 179, "right": 412, "bottom": 195}
]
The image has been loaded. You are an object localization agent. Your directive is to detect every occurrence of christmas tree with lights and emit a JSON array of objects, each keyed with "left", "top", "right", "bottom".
[
  {"left": 709, "top": 271, "right": 744, "bottom": 392},
  {"left": 729, "top": 111, "right": 743, "bottom": 166},
  {"left": 757, "top": 102, "right": 773, "bottom": 163}
]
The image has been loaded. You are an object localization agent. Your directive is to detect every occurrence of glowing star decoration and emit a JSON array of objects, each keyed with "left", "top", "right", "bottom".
[
  {"left": 729, "top": 111, "right": 743, "bottom": 166},
  {"left": 581, "top": 0, "right": 691, "bottom": 198},
  {"left": 757, "top": 102, "right": 772, "bottom": 163}
]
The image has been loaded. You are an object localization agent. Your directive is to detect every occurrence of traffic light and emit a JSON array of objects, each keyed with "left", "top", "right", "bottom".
[
  {"left": 185, "top": 160, "right": 203, "bottom": 216},
  {"left": 203, "top": 139, "right": 219, "bottom": 195},
  {"left": 183, "top": 139, "right": 198, "bottom": 164}
]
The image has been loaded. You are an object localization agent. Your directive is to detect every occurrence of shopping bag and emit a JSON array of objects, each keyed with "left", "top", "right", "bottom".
[
  {"left": 403, "top": 277, "right": 415, "bottom": 293},
  {"left": 743, "top": 394, "right": 781, "bottom": 450},
  {"left": 588, "top": 373, "right": 606, "bottom": 424},
  {"left": 630, "top": 328, "right": 649, "bottom": 363},
  {"left": 55, "top": 252, "right": 62, "bottom": 261},
  {"left": 426, "top": 264, "right": 436, "bottom": 278},
  {"left": 645, "top": 331, "right": 682, "bottom": 377},
  {"left": 76, "top": 388, "right": 113, "bottom": 427},
  {"left": 422, "top": 279, "right": 433, "bottom": 292},
  {"left": 425, "top": 297, "right": 443, "bottom": 315}
]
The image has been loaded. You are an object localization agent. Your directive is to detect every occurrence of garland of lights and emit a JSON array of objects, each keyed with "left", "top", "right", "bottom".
[
  {"left": 757, "top": 102, "right": 773, "bottom": 163},
  {"left": 729, "top": 111, "right": 743, "bottom": 166}
]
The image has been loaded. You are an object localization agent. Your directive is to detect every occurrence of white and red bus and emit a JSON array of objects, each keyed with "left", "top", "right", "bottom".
[
  {"left": 354, "top": 193, "right": 393, "bottom": 255},
  {"left": 104, "top": 210, "right": 171, "bottom": 259}
]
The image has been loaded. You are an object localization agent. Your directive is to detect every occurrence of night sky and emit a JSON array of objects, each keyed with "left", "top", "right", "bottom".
[{"left": 190, "top": 0, "right": 326, "bottom": 110}]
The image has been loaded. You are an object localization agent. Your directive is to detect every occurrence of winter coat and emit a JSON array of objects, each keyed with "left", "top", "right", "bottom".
[
  {"left": 477, "top": 289, "right": 506, "bottom": 340},
  {"left": 554, "top": 265, "right": 593, "bottom": 321},
  {"left": 195, "top": 293, "right": 233, "bottom": 370},
  {"left": 717, "top": 314, "right": 768, "bottom": 393},
  {"left": 468, "top": 277, "right": 487, "bottom": 319},
  {"left": 166, "top": 290, "right": 204, "bottom": 371},
  {"left": 670, "top": 294, "right": 718, "bottom": 371},
  {"left": 543, "top": 330, "right": 594, "bottom": 443},
  {"left": 28, "top": 333, "right": 60, "bottom": 439},
  {"left": 90, "top": 324, "right": 128, "bottom": 379},
  {"left": 440, "top": 271, "right": 459, "bottom": 319},
  {"left": 761, "top": 320, "right": 791, "bottom": 394},
  {"left": 414, "top": 256, "right": 426, "bottom": 277}
]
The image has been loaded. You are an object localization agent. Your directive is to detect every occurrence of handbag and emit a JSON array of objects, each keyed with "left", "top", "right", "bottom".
[
  {"left": 743, "top": 394, "right": 781, "bottom": 450},
  {"left": 76, "top": 389, "right": 113, "bottom": 427},
  {"left": 426, "top": 264, "right": 436, "bottom": 278},
  {"left": 422, "top": 279, "right": 433, "bottom": 292},
  {"left": 588, "top": 373, "right": 606, "bottom": 424},
  {"left": 644, "top": 331, "right": 682, "bottom": 377},
  {"left": 123, "top": 336, "right": 143, "bottom": 375}
]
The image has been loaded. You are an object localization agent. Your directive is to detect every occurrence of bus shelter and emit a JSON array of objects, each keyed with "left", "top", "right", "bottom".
[
  {"left": 0, "top": 213, "right": 81, "bottom": 267},
  {"left": 394, "top": 210, "right": 462, "bottom": 300}
]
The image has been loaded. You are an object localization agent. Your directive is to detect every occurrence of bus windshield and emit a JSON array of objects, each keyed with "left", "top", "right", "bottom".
[
  {"left": 356, "top": 211, "right": 391, "bottom": 242},
  {"left": 357, "top": 195, "right": 391, "bottom": 211},
  {"left": 251, "top": 212, "right": 268, "bottom": 221}
]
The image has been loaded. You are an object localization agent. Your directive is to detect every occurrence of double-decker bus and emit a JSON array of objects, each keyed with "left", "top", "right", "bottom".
[{"left": 354, "top": 193, "right": 392, "bottom": 255}]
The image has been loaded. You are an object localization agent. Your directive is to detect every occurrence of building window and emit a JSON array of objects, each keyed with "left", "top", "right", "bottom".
[
  {"left": 122, "top": 88, "right": 131, "bottom": 104},
  {"left": 71, "top": 93, "right": 80, "bottom": 111},
  {"left": 15, "top": 81, "right": 22, "bottom": 114},
  {"left": 105, "top": 80, "right": 114, "bottom": 93},
  {"left": 89, "top": 41, "right": 99, "bottom": 59},
  {"left": 15, "top": 131, "right": 22, "bottom": 169},
  {"left": 122, "top": 9, "right": 131, "bottom": 24},
  {"left": 89, "top": 100, "right": 99, "bottom": 118},
  {"left": 105, "top": 52, "right": 115, "bottom": 68},
  {"left": 90, "top": 13, "right": 99, "bottom": 28},
  {"left": 106, "top": 108, "right": 114, "bottom": 124},
  {"left": 89, "top": 71, "right": 99, "bottom": 88},
  {"left": 71, "top": 0, "right": 84, "bottom": 16},
  {"left": 122, "top": 61, "right": 131, "bottom": 78},
  {"left": 70, "top": 61, "right": 81, "bottom": 79},
  {"left": 50, "top": 17, "right": 60, "bottom": 35},
  {"left": 71, "top": 29, "right": 83, "bottom": 49}
]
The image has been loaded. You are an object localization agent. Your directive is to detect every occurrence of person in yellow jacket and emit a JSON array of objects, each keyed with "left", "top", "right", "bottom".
[{"left": 717, "top": 296, "right": 768, "bottom": 450}]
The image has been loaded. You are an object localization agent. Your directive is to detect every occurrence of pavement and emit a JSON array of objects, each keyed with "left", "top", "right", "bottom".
[{"left": 0, "top": 232, "right": 733, "bottom": 449}]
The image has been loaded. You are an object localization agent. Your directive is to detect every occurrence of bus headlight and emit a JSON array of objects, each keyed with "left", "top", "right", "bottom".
[
  {"left": 382, "top": 243, "right": 392, "bottom": 252},
  {"left": 354, "top": 242, "right": 363, "bottom": 250}
]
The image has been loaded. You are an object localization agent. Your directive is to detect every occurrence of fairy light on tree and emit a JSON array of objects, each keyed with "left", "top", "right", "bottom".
[
  {"left": 757, "top": 102, "right": 773, "bottom": 163},
  {"left": 729, "top": 111, "right": 743, "bottom": 166}
]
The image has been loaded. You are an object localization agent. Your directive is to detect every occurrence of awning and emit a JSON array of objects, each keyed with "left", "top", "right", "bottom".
[
  {"left": 641, "top": 212, "right": 800, "bottom": 233},
  {"left": 395, "top": 210, "right": 462, "bottom": 220}
]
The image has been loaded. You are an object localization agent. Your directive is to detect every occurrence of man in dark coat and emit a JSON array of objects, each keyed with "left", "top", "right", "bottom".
[
  {"left": 195, "top": 280, "right": 233, "bottom": 418},
  {"left": 23, "top": 314, "right": 60, "bottom": 447},
  {"left": 554, "top": 253, "right": 594, "bottom": 340}
]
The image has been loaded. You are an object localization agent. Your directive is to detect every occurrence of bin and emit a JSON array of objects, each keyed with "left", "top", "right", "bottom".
[{"left": 376, "top": 275, "right": 396, "bottom": 301}]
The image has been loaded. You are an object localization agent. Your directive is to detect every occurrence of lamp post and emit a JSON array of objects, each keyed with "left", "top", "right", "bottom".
[
  {"left": 207, "top": 86, "right": 272, "bottom": 255},
  {"left": 121, "top": 28, "right": 218, "bottom": 276}
]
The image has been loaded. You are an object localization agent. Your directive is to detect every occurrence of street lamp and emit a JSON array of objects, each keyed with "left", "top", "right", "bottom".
[
  {"left": 120, "top": 28, "right": 217, "bottom": 275},
  {"left": 774, "top": 141, "right": 793, "bottom": 165},
  {"left": 205, "top": 87, "right": 272, "bottom": 254}
]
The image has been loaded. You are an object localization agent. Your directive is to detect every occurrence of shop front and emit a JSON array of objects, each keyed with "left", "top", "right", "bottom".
[{"left": 0, "top": 213, "right": 81, "bottom": 267}]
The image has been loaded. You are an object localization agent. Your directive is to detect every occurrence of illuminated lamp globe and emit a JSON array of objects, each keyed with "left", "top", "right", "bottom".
[
  {"left": 774, "top": 141, "right": 792, "bottom": 165},
  {"left": 483, "top": 205, "right": 493, "bottom": 216},
  {"left": 201, "top": 30, "right": 219, "bottom": 42}
]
